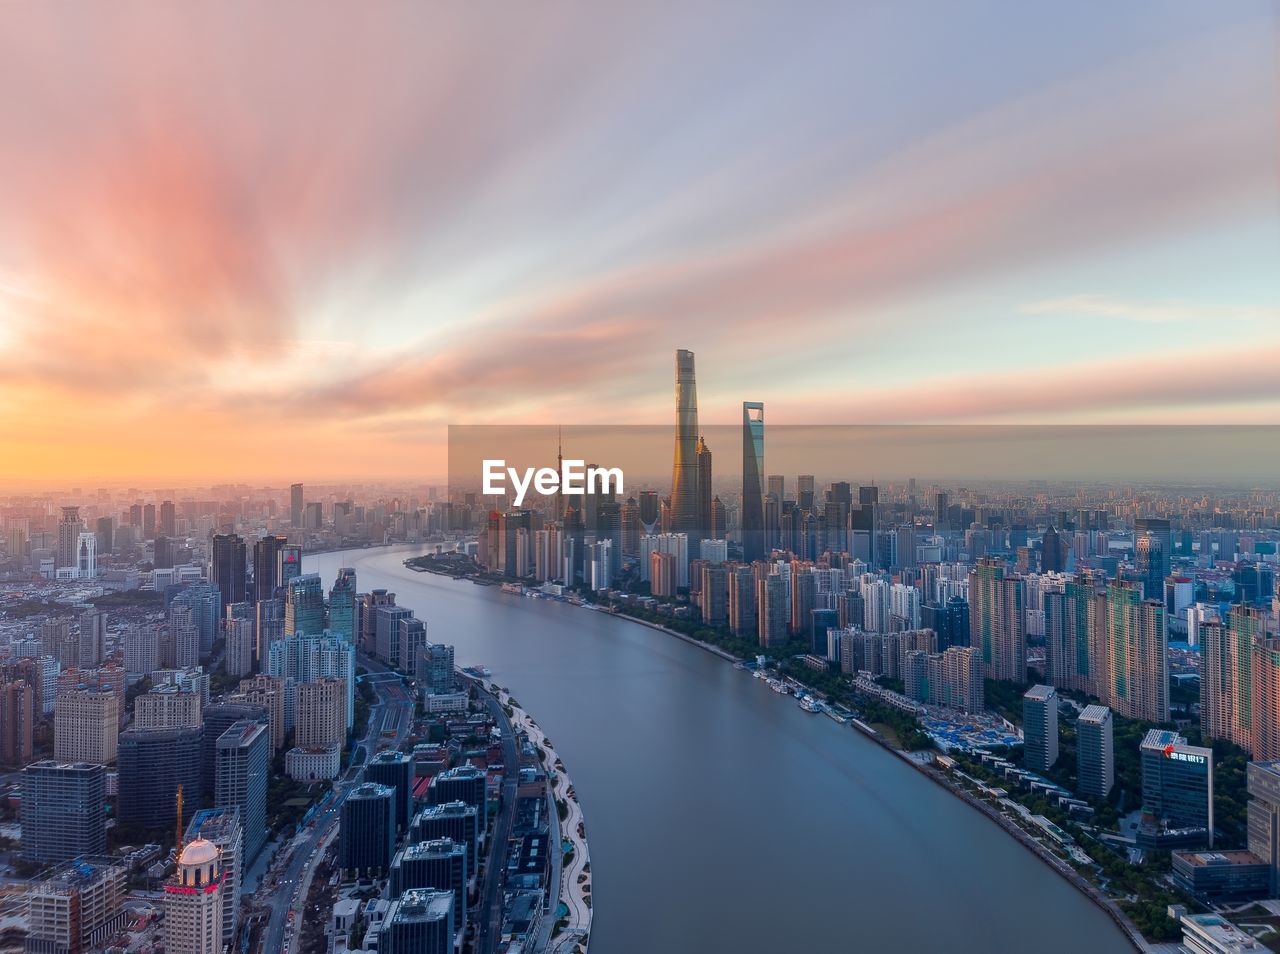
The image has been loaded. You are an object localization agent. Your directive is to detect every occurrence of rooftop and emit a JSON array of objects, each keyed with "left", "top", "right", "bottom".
[
  {"left": 1024, "top": 684, "right": 1056, "bottom": 702},
  {"left": 1078, "top": 704, "right": 1111, "bottom": 724}
]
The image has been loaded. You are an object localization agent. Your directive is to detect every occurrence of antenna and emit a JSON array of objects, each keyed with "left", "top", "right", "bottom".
[{"left": 175, "top": 784, "right": 184, "bottom": 856}]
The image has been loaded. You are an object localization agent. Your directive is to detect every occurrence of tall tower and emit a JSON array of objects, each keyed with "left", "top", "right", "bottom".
[
  {"left": 741, "top": 402, "right": 765, "bottom": 560},
  {"left": 695, "top": 436, "right": 713, "bottom": 544},
  {"left": 164, "top": 838, "right": 224, "bottom": 954},
  {"left": 669, "top": 350, "right": 700, "bottom": 539}
]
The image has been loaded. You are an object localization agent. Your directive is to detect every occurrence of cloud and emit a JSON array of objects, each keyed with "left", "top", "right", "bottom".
[{"left": 1022, "top": 296, "right": 1279, "bottom": 325}]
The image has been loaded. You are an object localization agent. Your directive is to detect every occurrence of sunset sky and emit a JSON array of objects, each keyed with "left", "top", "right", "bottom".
[{"left": 1, "top": 2, "right": 1277, "bottom": 487}]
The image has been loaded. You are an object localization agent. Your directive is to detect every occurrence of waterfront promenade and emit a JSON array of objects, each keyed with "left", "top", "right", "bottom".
[{"left": 492, "top": 683, "right": 592, "bottom": 953}]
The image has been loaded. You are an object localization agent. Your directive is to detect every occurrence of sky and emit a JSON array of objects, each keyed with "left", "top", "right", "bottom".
[{"left": 0, "top": 2, "right": 1277, "bottom": 487}]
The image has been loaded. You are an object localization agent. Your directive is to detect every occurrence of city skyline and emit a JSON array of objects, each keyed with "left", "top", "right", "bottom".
[{"left": 1, "top": 2, "right": 1278, "bottom": 484}]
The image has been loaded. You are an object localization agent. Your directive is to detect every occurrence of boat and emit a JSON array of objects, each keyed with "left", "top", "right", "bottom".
[
  {"left": 824, "top": 708, "right": 849, "bottom": 725},
  {"left": 799, "top": 696, "right": 822, "bottom": 713},
  {"left": 500, "top": 582, "right": 524, "bottom": 595}
]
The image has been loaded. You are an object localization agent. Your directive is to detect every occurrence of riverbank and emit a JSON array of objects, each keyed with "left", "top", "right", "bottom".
[{"left": 491, "top": 684, "right": 592, "bottom": 954}]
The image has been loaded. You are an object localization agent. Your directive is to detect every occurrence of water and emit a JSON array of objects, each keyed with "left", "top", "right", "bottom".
[{"left": 308, "top": 545, "right": 1132, "bottom": 954}]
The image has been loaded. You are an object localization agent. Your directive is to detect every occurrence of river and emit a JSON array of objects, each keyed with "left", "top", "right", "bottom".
[{"left": 307, "top": 545, "right": 1132, "bottom": 954}]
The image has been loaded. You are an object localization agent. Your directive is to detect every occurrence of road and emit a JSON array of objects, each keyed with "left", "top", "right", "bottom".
[
  {"left": 256, "top": 654, "right": 412, "bottom": 954},
  {"left": 474, "top": 685, "right": 520, "bottom": 954}
]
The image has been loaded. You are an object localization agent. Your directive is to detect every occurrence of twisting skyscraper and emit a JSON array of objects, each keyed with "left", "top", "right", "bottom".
[
  {"left": 669, "top": 349, "right": 700, "bottom": 539},
  {"left": 741, "top": 401, "right": 765, "bottom": 560}
]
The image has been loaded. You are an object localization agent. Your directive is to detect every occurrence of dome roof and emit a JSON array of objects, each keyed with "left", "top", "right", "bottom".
[{"left": 179, "top": 838, "right": 219, "bottom": 867}]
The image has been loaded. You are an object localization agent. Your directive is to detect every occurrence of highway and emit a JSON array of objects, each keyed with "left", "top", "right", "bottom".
[{"left": 256, "top": 655, "right": 412, "bottom": 954}]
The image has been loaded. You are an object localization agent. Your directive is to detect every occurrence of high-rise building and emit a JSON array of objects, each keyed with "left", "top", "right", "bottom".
[
  {"left": 20, "top": 761, "right": 106, "bottom": 864},
  {"left": 411, "top": 801, "right": 480, "bottom": 871},
  {"left": 215, "top": 720, "right": 269, "bottom": 862},
  {"left": 79, "top": 608, "right": 108, "bottom": 667},
  {"left": 668, "top": 349, "right": 701, "bottom": 542},
  {"left": 159, "top": 500, "right": 176, "bottom": 537},
  {"left": 185, "top": 807, "right": 243, "bottom": 946},
  {"left": 252, "top": 534, "right": 288, "bottom": 602},
  {"left": 201, "top": 702, "right": 268, "bottom": 794},
  {"left": 694, "top": 436, "right": 713, "bottom": 553},
  {"left": 1253, "top": 639, "right": 1280, "bottom": 762},
  {"left": 1141, "top": 729, "right": 1213, "bottom": 845},
  {"left": 55, "top": 686, "right": 120, "bottom": 764},
  {"left": 290, "top": 483, "right": 304, "bottom": 528},
  {"left": 329, "top": 568, "right": 357, "bottom": 640},
  {"left": 390, "top": 839, "right": 467, "bottom": 928},
  {"left": 426, "top": 764, "right": 486, "bottom": 813},
  {"left": 26, "top": 858, "right": 126, "bottom": 954},
  {"left": 164, "top": 838, "right": 225, "bottom": 954},
  {"left": 1022, "top": 685, "right": 1059, "bottom": 773},
  {"left": 758, "top": 574, "right": 789, "bottom": 648},
  {"left": 295, "top": 677, "right": 346, "bottom": 749},
  {"left": 1135, "top": 517, "right": 1172, "bottom": 597},
  {"left": 340, "top": 782, "right": 396, "bottom": 876},
  {"left": 1201, "top": 605, "right": 1265, "bottom": 753},
  {"left": 278, "top": 544, "right": 303, "bottom": 591},
  {"left": 0, "top": 675, "right": 34, "bottom": 767},
  {"left": 1076, "top": 704, "right": 1114, "bottom": 799},
  {"left": 379, "top": 889, "right": 454, "bottom": 954},
  {"left": 1106, "top": 580, "right": 1168, "bottom": 724},
  {"left": 367, "top": 751, "right": 414, "bottom": 832},
  {"left": 211, "top": 533, "right": 247, "bottom": 611},
  {"left": 230, "top": 675, "right": 286, "bottom": 753},
  {"left": 285, "top": 573, "right": 326, "bottom": 636},
  {"left": 56, "top": 507, "right": 83, "bottom": 570},
  {"left": 117, "top": 725, "right": 204, "bottom": 831},
  {"left": 728, "top": 565, "right": 757, "bottom": 637},
  {"left": 416, "top": 643, "right": 456, "bottom": 696},
  {"left": 968, "top": 557, "right": 1025, "bottom": 682},
  {"left": 741, "top": 402, "right": 766, "bottom": 561},
  {"left": 1247, "top": 762, "right": 1280, "bottom": 895}
]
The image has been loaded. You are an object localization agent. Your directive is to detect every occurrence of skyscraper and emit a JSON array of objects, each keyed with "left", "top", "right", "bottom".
[
  {"left": 1105, "top": 580, "right": 1168, "bottom": 724},
  {"left": 56, "top": 506, "right": 83, "bottom": 570},
  {"left": 55, "top": 686, "right": 120, "bottom": 764},
  {"left": 695, "top": 436, "right": 713, "bottom": 551},
  {"left": 1076, "top": 705, "right": 1114, "bottom": 799},
  {"left": 1022, "top": 685, "right": 1059, "bottom": 773},
  {"left": 118, "top": 725, "right": 204, "bottom": 831},
  {"left": 1201, "top": 605, "right": 1265, "bottom": 753},
  {"left": 968, "top": 557, "right": 1026, "bottom": 682},
  {"left": 367, "top": 751, "right": 414, "bottom": 832},
  {"left": 211, "top": 534, "right": 247, "bottom": 610},
  {"left": 329, "top": 567, "right": 357, "bottom": 640},
  {"left": 215, "top": 720, "right": 269, "bottom": 862},
  {"left": 290, "top": 483, "right": 304, "bottom": 528},
  {"left": 379, "top": 889, "right": 454, "bottom": 954},
  {"left": 20, "top": 761, "right": 106, "bottom": 864},
  {"left": 253, "top": 534, "right": 288, "bottom": 602},
  {"left": 340, "top": 782, "right": 396, "bottom": 876},
  {"left": 185, "top": 807, "right": 243, "bottom": 946},
  {"left": 668, "top": 349, "right": 700, "bottom": 541},
  {"left": 741, "top": 401, "right": 765, "bottom": 561},
  {"left": 285, "top": 573, "right": 326, "bottom": 636}
]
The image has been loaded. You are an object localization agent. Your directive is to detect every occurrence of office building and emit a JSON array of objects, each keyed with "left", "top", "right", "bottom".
[
  {"left": 285, "top": 573, "right": 326, "bottom": 637},
  {"left": 1141, "top": 729, "right": 1213, "bottom": 845},
  {"left": 202, "top": 701, "right": 269, "bottom": 795},
  {"left": 367, "top": 751, "right": 414, "bottom": 832},
  {"left": 379, "top": 889, "right": 454, "bottom": 954},
  {"left": 1247, "top": 761, "right": 1280, "bottom": 895},
  {"left": 164, "top": 838, "right": 225, "bottom": 954},
  {"left": 211, "top": 533, "right": 247, "bottom": 611},
  {"left": 741, "top": 402, "right": 765, "bottom": 560},
  {"left": 411, "top": 801, "right": 480, "bottom": 871},
  {"left": 20, "top": 761, "right": 106, "bottom": 864},
  {"left": 329, "top": 568, "right": 357, "bottom": 640},
  {"left": 415, "top": 643, "right": 455, "bottom": 696},
  {"left": 1076, "top": 705, "right": 1114, "bottom": 799},
  {"left": 185, "top": 806, "right": 243, "bottom": 945},
  {"left": 253, "top": 534, "right": 288, "bottom": 602},
  {"left": 1022, "top": 685, "right": 1058, "bottom": 773},
  {"left": 427, "top": 764, "right": 486, "bottom": 815},
  {"left": 340, "top": 783, "right": 396, "bottom": 877},
  {"left": 215, "top": 720, "right": 269, "bottom": 862},
  {"left": 390, "top": 838, "right": 467, "bottom": 928},
  {"left": 117, "top": 725, "right": 204, "bottom": 831}
]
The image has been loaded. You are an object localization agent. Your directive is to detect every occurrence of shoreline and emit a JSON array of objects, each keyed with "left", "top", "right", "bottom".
[
  {"left": 410, "top": 561, "right": 1143, "bottom": 951},
  {"left": 489, "top": 683, "right": 592, "bottom": 954}
]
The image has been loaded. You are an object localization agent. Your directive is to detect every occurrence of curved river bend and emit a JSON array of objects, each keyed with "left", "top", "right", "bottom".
[{"left": 308, "top": 545, "right": 1131, "bottom": 954}]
